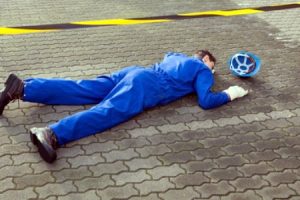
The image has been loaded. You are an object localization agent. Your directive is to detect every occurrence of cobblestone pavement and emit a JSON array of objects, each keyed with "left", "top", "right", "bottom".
[{"left": 1, "top": 0, "right": 300, "bottom": 199}]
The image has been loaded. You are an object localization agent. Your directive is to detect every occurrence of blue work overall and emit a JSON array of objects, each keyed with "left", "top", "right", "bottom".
[{"left": 23, "top": 52, "right": 229, "bottom": 145}]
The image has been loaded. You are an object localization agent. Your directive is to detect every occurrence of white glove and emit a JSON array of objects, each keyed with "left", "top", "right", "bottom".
[{"left": 223, "top": 86, "right": 249, "bottom": 101}]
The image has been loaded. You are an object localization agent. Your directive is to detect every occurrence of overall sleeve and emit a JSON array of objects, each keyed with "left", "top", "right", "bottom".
[{"left": 194, "top": 70, "right": 230, "bottom": 110}]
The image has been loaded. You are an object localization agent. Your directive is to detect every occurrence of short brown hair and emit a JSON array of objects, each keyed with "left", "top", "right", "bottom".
[{"left": 194, "top": 50, "right": 216, "bottom": 63}]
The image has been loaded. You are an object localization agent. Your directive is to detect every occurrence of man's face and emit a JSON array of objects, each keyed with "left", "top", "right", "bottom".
[{"left": 202, "top": 55, "right": 215, "bottom": 71}]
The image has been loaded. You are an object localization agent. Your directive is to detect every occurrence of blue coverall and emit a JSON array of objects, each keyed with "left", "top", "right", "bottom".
[{"left": 23, "top": 52, "right": 230, "bottom": 145}]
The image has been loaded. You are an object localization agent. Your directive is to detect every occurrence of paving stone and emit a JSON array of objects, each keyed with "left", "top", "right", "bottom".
[
  {"left": 288, "top": 181, "right": 300, "bottom": 195},
  {"left": 68, "top": 154, "right": 105, "bottom": 168},
  {"left": 238, "top": 162, "right": 273, "bottom": 177},
  {"left": 255, "top": 128, "right": 287, "bottom": 140},
  {"left": 158, "top": 151, "right": 196, "bottom": 165},
  {"left": 288, "top": 196, "right": 300, "bottom": 200},
  {"left": 0, "top": 155, "right": 13, "bottom": 168},
  {"left": 181, "top": 160, "right": 218, "bottom": 173},
  {"left": 244, "top": 150, "right": 281, "bottom": 163},
  {"left": 12, "top": 152, "right": 43, "bottom": 165},
  {"left": 128, "top": 193, "right": 161, "bottom": 200},
  {"left": 127, "top": 126, "right": 160, "bottom": 138},
  {"left": 65, "top": 135, "right": 98, "bottom": 148},
  {"left": 170, "top": 172, "right": 209, "bottom": 188},
  {"left": 195, "top": 197, "right": 221, "bottom": 200},
  {"left": 233, "top": 122, "right": 266, "bottom": 134},
  {"left": 263, "top": 118, "right": 293, "bottom": 129},
  {"left": 283, "top": 126, "right": 300, "bottom": 136},
  {"left": 220, "top": 190, "right": 263, "bottom": 200},
  {"left": 167, "top": 140, "right": 203, "bottom": 152},
  {"left": 14, "top": 171, "right": 55, "bottom": 189},
  {"left": 245, "top": 104, "right": 274, "bottom": 114},
  {"left": 256, "top": 185, "right": 296, "bottom": 200},
  {"left": 147, "top": 132, "right": 181, "bottom": 145},
  {"left": 240, "top": 112, "right": 270, "bottom": 123},
  {"left": 111, "top": 119, "right": 140, "bottom": 131},
  {"left": 275, "top": 146, "right": 300, "bottom": 158},
  {"left": 268, "top": 158, "right": 300, "bottom": 171},
  {"left": 81, "top": 141, "right": 118, "bottom": 154},
  {"left": 186, "top": 120, "right": 217, "bottom": 130},
  {"left": 57, "top": 145, "right": 85, "bottom": 158},
  {"left": 0, "top": 164, "right": 33, "bottom": 179},
  {"left": 89, "top": 161, "right": 128, "bottom": 176},
  {"left": 283, "top": 135, "right": 300, "bottom": 146},
  {"left": 214, "top": 116, "right": 244, "bottom": 127},
  {"left": 230, "top": 132, "right": 261, "bottom": 144},
  {"left": 0, "top": 178, "right": 15, "bottom": 193},
  {"left": 96, "top": 184, "right": 138, "bottom": 200},
  {"left": 147, "top": 164, "right": 185, "bottom": 179},
  {"left": 287, "top": 116, "right": 300, "bottom": 126},
  {"left": 177, "top": 130, "right": 210, "bottom": 140},
  {"left": 192, "top": 147, "right": 226, "bottom": 160},
  {"left": 124, "top": 156, "right": 162, "bottom": 171},
  {"left": 137, "top": 116, "right": 169, "bottom": 128},
  {"left": 0, "top": 135, "right": 11, "bottom": 146},
  {"left": 57, "top": 190, "right": 100, "bottom": 200},
  {"left": 157, "top": 123, "right": 189, "bottom": 133},
  {"left": 229, "top": 175, "right": 269, "bottom": 192},
  {"left": 166, "top": 113, "right": 197, "bottom": 124},
  {"left": 201, "top": 136, "right": 232, "bottom": 148},
  {"left": 74, "top": 175, "right": 114, "bottom": 192},
  {"left": 115, "top": 137, "right": 150, "bottom": 150},
  {"left": 0, "top": 143, "right": 30, "bottom": 156},
  {"left": 175, "top": 106, "right": 201, "bottom": 114},
  {"left": 264, "top": 170, "right": 299, "bottom": 186},
  {"left": 214, "top": 155, "right": 249, "bottom": 168},
  {"left": 9, "top": 133, "right": 32, "bottom": 144},
  {"left": 194, "top": 181, "right": 235, "bottom": 198},
  {"left": 53, "top": 166, "right": 93, "bottom": 182},
  {"left": 266, "top": 110, "right": 296, "bottom": 119},
  {"left": 251, "top": 139, "right": 286, "bottom": 151},
  {"left": 0, "top": 188, "right": 37, "bottom": 200},
  {"left": 40, "top": 111, "right": 70, "bottom": 123},
  {"left": 205, "top": 167, "right": 242, "bottom": 182},
  {"left": 291, "top": 108, "right": 300, "bottom": 116},
  {"left": 135, "top": 177, "right": 175, "bottom": 195},
  {"left": 31, "top": 159, "right": 71, "bottom": 173},
  {"left": 158, "top": 187, "right": 200, "bottom": 200},
  {"left": 97, "top": 130, "right": 130, "bottom": 142},
  {"left": 112, "top": 170, "right": 151, "bottom": 185},
  {"left": 102, "top": 148, "right": 139, "bottom": 162},
  {"left": 223, "top": 143, "right": 255, "bottom": 155},
  {"left": 36, "top": 181, "right": 78, "bottom": 199}
]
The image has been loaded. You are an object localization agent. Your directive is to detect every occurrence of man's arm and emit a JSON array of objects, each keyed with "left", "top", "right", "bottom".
[{"left": 194, "top": 70, "right": 230, "bottom": 110}]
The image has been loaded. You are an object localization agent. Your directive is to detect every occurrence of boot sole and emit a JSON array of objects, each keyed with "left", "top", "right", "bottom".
[
  {"left": 0, "top": 74, "right": 22, "bottom": 115},
  {"left": 30, "top": 131, "right": 57, "bottom": 163}
]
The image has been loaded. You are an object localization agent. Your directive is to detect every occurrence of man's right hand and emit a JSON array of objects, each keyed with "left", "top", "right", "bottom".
[{"left": 223, "top": 86, "right": 249, "bottom": 101}]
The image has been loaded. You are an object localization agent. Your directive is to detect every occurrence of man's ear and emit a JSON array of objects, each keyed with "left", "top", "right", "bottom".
[{"left": 202, "top": 55, "right": 209, "bottom": 63}]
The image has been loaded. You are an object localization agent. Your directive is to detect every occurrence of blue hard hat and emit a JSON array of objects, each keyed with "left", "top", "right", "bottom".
[{"left": 228, "top": 51, "right": 261, "bottom": 77}]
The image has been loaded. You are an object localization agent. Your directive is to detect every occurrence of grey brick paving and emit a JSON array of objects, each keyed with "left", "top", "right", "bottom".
[{"left": 1, "top": 0, "right": 300, "bottom": 199}]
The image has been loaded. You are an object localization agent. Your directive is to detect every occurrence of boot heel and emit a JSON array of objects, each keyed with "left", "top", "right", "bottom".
[
  {"left": 30, "top": 131, "right": 38, "bottom": 145},
  {"left": 4, "top": 74, "right": 17, "bottom": 86}
]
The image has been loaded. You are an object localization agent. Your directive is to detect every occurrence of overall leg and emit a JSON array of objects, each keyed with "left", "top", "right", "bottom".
[
  {"left": 30, "top": 68, "right": 164, "bottom": 163},
  {"left": 50, "top": 68, "right": 163, "bottom": 145},
  {"left": 23, "top": 76, "right": 115, "bottom": 105}
]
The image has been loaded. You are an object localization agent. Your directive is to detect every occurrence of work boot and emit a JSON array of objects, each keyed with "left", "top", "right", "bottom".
[
  {"left": 0, "top": 74, "right": 24, "bottom": 115},
  {"left": 30, "top": 127, "right": 58, "bottom": 163}
]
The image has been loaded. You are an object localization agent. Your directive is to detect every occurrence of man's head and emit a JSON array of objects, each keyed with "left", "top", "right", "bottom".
[{"left": 194, "top": 50, "right": 216, "bottom": 71}]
